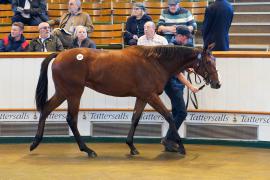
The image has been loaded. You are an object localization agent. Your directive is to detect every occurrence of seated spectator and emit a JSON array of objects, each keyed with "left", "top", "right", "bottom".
[
  {"left": 0, "top": 0, "right": 11, "bottom": 3},
  {"left": 48, "top": 0, "right": 94, "bottom": 48},
  {"left": 0, "top": 22, "right": 29, "bottom": 52},
  {"left": 28, "top": 22, "right": 64, "bottom": 52},
  {"left": 157, "top": 0, "right": 196, "bottom": 43},
  {"left": 124, "top": 3, "right": 152, "bottom": 45},
  {"left": 12, "top": 0, "right": 48, "bottom": 26},
  {"left": 70, "top": 25, "right": 96, "bottom": 49},
  {"left": 137, "top": 21, "right": 168, "bottom": 46},
  {"left": 169, "top": 25, "right": 193, "bottom": 47}
]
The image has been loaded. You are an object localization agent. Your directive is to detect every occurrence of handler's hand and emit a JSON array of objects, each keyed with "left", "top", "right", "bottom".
[{"left": 190, "top": 86, "right": 199, "bottom": 93}]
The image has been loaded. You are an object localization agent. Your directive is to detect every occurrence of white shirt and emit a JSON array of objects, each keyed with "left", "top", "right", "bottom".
[
  {"left": 23, "top": 0, "right": 30, "bottom": 18},
  {"left": 137, "top": 34, "right": 168, "bottom": 46}
]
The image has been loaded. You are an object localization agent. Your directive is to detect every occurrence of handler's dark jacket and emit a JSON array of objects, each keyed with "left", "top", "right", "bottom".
[
  {"left": 202, "top": 0, "right": 234, "bottom": 51},
  {"left": 28, "top": 35, "right": 64, "bottom": 52},
  {"left": 12, "top": 0, "right": 49, "bottom": 21}
]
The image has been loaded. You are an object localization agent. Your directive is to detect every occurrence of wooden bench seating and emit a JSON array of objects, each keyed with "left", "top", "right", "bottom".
[
  {"left": 91, "top": 23, "right": 124, "bottom": 49},
  {"left": 0, "top": 1, "right": 208, "bottom": 25},
  {"left": 48, "top": 2, "right": 112, "bottom": 24},
  {"left": 0, "top": 4, "right": 13, "bottom": 25},
  {"left": 0, "top": 1, "right": 208, "bottom": 49}
]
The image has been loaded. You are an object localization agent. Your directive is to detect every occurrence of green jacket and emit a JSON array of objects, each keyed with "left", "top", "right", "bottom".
[{"left": 28, "top": 35, "right": 64, "bottom": 52}]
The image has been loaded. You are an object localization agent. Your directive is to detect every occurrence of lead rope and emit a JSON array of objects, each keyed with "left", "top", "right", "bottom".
[{"left": 186, "top": 72, "right": 206, "bottom": 109}]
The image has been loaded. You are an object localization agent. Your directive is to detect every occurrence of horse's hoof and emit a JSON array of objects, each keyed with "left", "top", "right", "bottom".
[
  {"left": 30, "top": 142, "right": 39, "bottom": 151},
  {"left": 130, "top": 149, "right": 140, "bottom": 155},
  {"left": 30, "top": 136, "right": 42, "bottom": 151},
  {"left": 88, "top": 151, "right": 97, "bottom": 158}
]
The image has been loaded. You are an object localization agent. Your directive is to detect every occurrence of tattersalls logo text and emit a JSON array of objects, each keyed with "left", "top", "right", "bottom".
[
  {"left": 187, "top": 113, "right": 229, "bottom": 122},
  {"left": 241, "top": 115, "right": 270, "bottom": 124}
]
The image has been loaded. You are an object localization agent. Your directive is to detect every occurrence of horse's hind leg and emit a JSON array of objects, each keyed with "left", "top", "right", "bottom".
[
  {"left": 147, "top": 94, "right": 184, "bottom": 154},
  {"left": 66, "top": 96, "right": 97, "bottom": 158},
  {"left": 30, "top": 94, "right": 65, "bottom": 151},
  {"left": 126, "top": 98, "right": 147, "bottom": 155}
]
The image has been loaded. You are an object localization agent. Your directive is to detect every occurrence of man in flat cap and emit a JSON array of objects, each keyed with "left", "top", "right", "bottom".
[
  {"left": 162, "top": 24, "right": 199, "bottom": 155},
  {"left": 157, "top": 0, "right": 196, "bottom": 44},
  {"left": 170, "top": 25, "right": 193, "bottom": 47}
]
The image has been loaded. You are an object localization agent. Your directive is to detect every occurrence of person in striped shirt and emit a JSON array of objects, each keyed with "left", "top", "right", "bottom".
[{"left": 157, "top": 0, "right": 197, "bottom": 44}]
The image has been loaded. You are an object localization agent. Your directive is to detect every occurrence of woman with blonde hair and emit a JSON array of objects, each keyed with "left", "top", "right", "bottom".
[
  {"left": 123, "top": 2, "right": 152, "bottom": 45},
  {"left": 70, "top": 25, "right": 96, "bottom": 48}
]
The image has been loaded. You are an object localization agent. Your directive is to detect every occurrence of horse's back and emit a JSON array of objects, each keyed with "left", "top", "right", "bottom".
[{"left": 50, "top": 47, "right": 165, "bottom": 98}]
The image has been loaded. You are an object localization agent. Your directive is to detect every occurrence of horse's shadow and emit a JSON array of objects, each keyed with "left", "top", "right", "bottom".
[{"left": 21, "top": 151, "right": 185, "bottom": 164}]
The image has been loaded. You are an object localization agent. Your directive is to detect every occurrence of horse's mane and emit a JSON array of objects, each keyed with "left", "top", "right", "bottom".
[{"left": 138, "top": 45, "right": 198, "bottom": 61}]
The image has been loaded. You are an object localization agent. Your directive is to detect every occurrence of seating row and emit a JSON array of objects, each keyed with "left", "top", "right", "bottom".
[
  {"left": 0, "top": 1, "right": 208, "bottom": 25},
  {"left": 0, "top": 24, "right": 125, "bottom": 49}
]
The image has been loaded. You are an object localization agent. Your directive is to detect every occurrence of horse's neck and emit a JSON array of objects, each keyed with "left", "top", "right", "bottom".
[{"left": 159, "top": 54, "right": 197, "bottom": 77}]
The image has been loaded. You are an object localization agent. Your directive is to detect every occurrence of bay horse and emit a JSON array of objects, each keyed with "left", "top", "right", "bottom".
[{"left": 30, "top": 44, "right": 220, "bottom": 157}]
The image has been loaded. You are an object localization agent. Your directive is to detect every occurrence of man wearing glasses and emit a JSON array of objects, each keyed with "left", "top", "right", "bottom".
[
  {"left": 157, "top": 0, "right": 196, "bottom": 44},
  {"left": 28, "top": 22, "right": 64, "bottom": 52}
]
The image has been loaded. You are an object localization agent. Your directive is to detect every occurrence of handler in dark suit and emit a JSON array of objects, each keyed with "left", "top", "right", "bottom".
[
  {"left": 202, "top": 0, "right": 234, "bottom": 51},
  {"left": 12, "top": 0, "right": 49, "bottom": 26}
]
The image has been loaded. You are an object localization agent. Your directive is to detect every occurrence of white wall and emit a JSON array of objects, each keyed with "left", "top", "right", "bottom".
[
  {"left": 1, "top": 56, "right": 270, "bottom": 112},
  {"left": 1, "top": 55, "right": 270, "bottom": 140}
]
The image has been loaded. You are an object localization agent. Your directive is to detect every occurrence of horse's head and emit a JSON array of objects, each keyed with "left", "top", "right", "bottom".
[{"left": 194, "top": 43, "right": 221, "bottom": 89}]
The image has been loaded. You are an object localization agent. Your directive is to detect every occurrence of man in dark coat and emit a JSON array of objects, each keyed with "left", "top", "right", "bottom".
[
  {"left": 202, "top": 0, "right": 234, "bottom": 51},
  {"left": 11, "top": 0, "right": 49, "bottom": 26},
  {"left": 0, "top": 22, "right": 29, "bottom": 52}
]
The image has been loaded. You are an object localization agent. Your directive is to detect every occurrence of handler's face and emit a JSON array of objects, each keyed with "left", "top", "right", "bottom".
[{"left": 175, "top": 34, "right": 188, "bottom": 45}]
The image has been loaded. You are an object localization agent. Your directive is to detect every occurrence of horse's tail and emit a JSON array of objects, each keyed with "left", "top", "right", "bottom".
[{"left": 35, "top": 53, "right": 58, "bottom": 112}]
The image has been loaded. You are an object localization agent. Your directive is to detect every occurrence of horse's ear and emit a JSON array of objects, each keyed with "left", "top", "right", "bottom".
[{"left": 207, "top": 43, "right": 215, "bottom": 51}]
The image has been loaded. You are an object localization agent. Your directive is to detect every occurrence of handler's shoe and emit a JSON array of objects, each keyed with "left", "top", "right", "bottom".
[
  {"left": 161, "top": 138, "right": 179, "bottom": 152},
  {"left": 178, "top": 143, "right": 186, "bottom": 155}
]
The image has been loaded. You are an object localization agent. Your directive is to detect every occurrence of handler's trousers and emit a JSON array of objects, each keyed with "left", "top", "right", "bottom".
[{"left": 164, "top": 77, "right": 187, "bottom": 141}]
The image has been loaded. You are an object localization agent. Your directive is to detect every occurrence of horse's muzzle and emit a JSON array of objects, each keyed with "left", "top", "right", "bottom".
[{"left": 210, "top": 81, "right": 221, "bottom": 89}]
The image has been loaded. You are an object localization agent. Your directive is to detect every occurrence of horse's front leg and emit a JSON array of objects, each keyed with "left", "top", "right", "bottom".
[
  {"left": 147, "top": 94, "right": 184, "bottom": 155},
  {"left": 126, "top": 98, "right": 147, "bottom": 155}
]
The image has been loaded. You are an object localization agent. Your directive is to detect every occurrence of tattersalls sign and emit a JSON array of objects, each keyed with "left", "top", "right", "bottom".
[
  {"left": 0, "top": 111, "right": 270, "bottom": 125},
  {"left": 186, "top": 112, "right": 270, "bottom": 125},
  {"left": 0, "top": 111, "right": 165, "bottom": 122}
]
